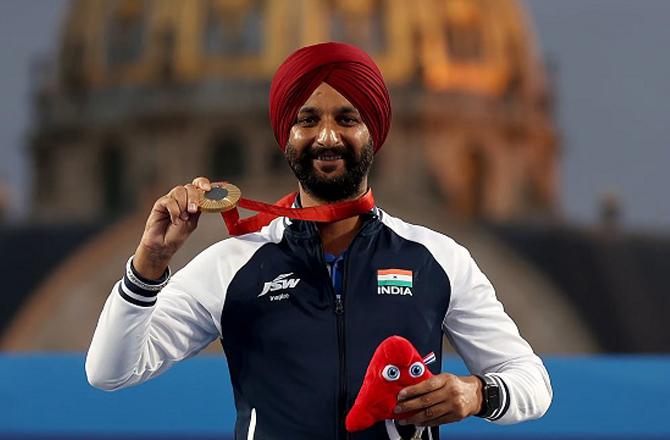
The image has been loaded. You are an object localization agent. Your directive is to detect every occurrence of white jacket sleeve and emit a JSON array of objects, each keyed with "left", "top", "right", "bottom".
[
  {"left": 85, "top": 249, "right": 226, "bottom": 391},
  {"left": 443, "top": 245, "right": 553, "bottom": 424}
]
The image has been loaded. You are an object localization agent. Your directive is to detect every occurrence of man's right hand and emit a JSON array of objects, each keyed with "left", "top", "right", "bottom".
[{"left": 133, "top": 177, "right": 213, "bottom": 280}]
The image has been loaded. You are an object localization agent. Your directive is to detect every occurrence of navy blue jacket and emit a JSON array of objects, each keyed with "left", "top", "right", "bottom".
[
  {"left": 222, "top": 210, "right": 449, "bottom": 439},
  {"left": 86, "top": 207, "right": 552, "bottom": 439}
]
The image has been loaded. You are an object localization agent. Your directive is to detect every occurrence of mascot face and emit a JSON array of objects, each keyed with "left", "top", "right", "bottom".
[
  {"left": 379, "top": 352, "right": 428, "bottom": 386},
  {"left": 345, "top": 336, "right": 433, "bottom": 432}
]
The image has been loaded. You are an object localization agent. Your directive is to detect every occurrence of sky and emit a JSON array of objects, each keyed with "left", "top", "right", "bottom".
[
  {"left": 0, "top": 0, "right": 668, "bottom": 230},
  {"left": 526, "top": 0, "right": 670, "bottom": 230}
]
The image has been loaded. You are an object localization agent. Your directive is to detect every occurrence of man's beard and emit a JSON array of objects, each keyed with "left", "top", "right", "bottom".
[{"left": 286, "top": 140, "right": 374, "bottom": 202}]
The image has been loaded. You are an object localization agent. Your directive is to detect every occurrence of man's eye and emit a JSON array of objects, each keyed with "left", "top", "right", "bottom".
[
  {"left": 339, "top": 117, "right": 358, "bottom": 125},
  {"left": 297, "top": 117, "right": 316, "bottom": 126}
]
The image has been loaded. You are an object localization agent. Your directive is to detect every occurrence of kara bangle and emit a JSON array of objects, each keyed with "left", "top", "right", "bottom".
[{"left": 126, "top": 256, "right": 171, "bottom": 292}]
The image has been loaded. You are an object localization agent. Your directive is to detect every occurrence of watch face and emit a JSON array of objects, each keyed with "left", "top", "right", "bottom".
[
  {"left": 480, "top": 376, "right": 501, "bottom": 418},
  {"left": 486, "top": 385, "right": 500, "bottom": 408},
  {"left": 487, "top": 385, "right": 500, "bottom": 407}
]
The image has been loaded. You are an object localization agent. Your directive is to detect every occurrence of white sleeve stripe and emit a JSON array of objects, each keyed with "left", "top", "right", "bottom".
[
  {"left": 487, "top": 373, "right": 510, "bottom": 421},
  {"left": 483, "top": 373, "right": 504, "bottom": 420},
  {"left": 122, "top": 272, "right": 161, "bottom": 297},
  {"left": 118, "top": 281, "right": 157, "bottom": 305}
]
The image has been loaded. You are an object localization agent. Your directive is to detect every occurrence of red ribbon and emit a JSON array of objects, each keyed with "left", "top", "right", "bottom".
[{"left": 221, "top": 190, "right": 375, "bottom": 236}]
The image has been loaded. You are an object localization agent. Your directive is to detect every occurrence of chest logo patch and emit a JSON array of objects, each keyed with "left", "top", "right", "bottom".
[
  {"left": 259, "top": 272, "right": 301, "bottom": 300},
  {"left": 377, "top": 269, "right": 413, "bottom": 296}
]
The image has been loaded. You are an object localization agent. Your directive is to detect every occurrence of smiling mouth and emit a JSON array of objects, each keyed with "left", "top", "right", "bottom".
[{"left": 314, "top": 153, "right": 343, "bottom": 161}]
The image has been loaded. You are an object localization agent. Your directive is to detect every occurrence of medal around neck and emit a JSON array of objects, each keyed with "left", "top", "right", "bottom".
[
  {"left": 199, "top": 181, "right": 376, "bottom": 236},
  {"left": 197, "top": 182, "right": 242, "bottom": 213}
]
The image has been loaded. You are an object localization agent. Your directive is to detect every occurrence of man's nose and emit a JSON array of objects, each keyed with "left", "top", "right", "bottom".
[{"left": 316, "top": 120, "right": 342, "bottom": 147}]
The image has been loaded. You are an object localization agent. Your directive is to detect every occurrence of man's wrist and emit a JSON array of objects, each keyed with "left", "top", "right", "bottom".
[
  {"left": 126, "top": 256, "right": 170, "bottom": 290},
  {"left": 133, "top": 245, "right": 171, "bottom": 281},
  {"left": 464, "top": 375, "right": 485, "bottom": 417},
  {"left": 116, "top": 256, "right": 171, "bottom": 307}
]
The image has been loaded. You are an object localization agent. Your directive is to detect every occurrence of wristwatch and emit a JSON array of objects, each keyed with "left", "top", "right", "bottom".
[{"left": 475, "top": 374, "right": 501, "bottom": 419}]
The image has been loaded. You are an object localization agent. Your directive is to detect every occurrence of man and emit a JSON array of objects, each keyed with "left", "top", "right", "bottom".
[{"left": 86, "top": 42, "right": 552, "bottom": 439}]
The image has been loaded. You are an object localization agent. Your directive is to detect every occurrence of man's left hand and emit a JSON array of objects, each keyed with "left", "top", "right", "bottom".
[{"left": 393, "top": 373, "right": 483, "bottom": 427}]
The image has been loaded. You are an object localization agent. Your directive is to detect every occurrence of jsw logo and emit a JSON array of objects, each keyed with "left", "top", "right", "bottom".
[{"left": 259, "top": 273, "right": 301, "bottom": 297}]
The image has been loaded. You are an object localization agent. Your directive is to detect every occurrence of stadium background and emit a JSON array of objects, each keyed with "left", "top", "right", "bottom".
[{"left": 0, "top": 0, "right": 668, "bottom": 438}]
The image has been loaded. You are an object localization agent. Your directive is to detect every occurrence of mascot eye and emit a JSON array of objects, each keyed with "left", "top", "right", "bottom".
[
  {"left": 409, "top": 362, "right": 425, "bottom": 378},
  {"left": 381, "top": 364, "right": 400, "bottom": 381}
]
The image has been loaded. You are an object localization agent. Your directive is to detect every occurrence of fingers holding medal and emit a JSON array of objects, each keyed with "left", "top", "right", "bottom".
[
  {"left": 156, "top": 177, "right": 240, "bottom": 225},
  {"left": 196, "top": 181, "right": 242, "bottom": 213},
  {"left": 134, "top": 177, "right": 240, "bottom": 280}
]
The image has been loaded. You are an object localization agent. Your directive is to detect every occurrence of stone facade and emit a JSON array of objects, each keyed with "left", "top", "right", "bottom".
[{"left": 30, "top": 0, "right": 558, "bottom": 222}]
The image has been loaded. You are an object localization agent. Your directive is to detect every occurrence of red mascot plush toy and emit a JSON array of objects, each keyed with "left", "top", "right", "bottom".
[{"left": 346, "top": 336, "right": 436, "bottom": 439}]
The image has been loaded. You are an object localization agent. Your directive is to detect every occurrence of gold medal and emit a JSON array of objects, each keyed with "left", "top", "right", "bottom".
[{"left": 197, "top": 182, "right": 242, "bottom": 213}]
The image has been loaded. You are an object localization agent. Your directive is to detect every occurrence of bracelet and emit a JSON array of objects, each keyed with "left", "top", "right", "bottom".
[{"left": 126, "top": 256, "right": 171, "bottom": 292}]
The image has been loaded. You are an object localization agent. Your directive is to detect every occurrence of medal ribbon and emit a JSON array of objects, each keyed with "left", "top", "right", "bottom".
[{"left": 221, "top": 189, "right": 375, "bottom": 236}]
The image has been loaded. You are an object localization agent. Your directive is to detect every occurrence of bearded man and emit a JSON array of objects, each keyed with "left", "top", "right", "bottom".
[{"left": 86, "top": 42, "right": 552, "bottom": 439}]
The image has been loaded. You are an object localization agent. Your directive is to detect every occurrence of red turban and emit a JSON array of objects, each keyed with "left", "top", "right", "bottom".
[{"left": 269, "top": 42, "right": 391, "bottom": 154}]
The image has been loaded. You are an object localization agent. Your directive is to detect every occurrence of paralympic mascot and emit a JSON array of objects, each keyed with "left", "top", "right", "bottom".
[{"left": 346, "top": 336, "right": 437, "bottom": 439}]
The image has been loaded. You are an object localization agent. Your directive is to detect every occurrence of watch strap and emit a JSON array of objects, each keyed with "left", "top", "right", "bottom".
[{"left": 475, "top": 373, "right": 503, "bottom": 419}]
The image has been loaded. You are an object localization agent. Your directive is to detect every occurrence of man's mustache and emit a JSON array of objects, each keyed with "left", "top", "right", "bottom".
[{"left": 301, "top": 145, "right": 354, "bottom": 160}]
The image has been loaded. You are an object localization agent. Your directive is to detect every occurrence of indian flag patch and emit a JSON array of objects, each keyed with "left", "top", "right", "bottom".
[{"left": 377, "top": 269, "right": 413, "bottom": 296}]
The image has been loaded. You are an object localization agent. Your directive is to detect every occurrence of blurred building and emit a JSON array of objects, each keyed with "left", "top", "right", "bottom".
[
  {"left": 0, "top": 178, "right": 10, "bottom": 221},
  {"left": 30, "top": 0, "right": 557, "bottom": 222},
  {"left": 4, "top": 0, "right": 668, "bottom": 354}
]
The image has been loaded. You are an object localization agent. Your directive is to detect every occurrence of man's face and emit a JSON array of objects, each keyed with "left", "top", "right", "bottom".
[{"left": 286, "top": 82, "right": 373, "bottom": 202}]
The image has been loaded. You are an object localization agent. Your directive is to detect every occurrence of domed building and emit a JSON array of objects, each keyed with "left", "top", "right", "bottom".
[
  {"left": 31, "top": 0, "right": 557, "bottom": 222},
  {"left": 5, "top": 0, "right": 610, "bottom": 353}
]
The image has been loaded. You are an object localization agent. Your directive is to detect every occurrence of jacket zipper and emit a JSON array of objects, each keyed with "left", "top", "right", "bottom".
[
  {"left": 317, "top": 243, "right": 345, "bottom": 439},
  {"left": 336, "top": 255, "right": 350, "bottom": 440},
  {"left": 314, "top": 214, "right": 375, "bottom": 440},
  {"left": 328, "top": 237, "right": 361, "bottom": 440}
]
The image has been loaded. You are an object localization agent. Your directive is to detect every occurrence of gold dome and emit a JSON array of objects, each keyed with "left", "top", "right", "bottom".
[
  {"left": 59, "top": 0, "right": 545, "bottom": 96},
  {"left": 34, "top": 0, "right": 556, "bottom": 224}
]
